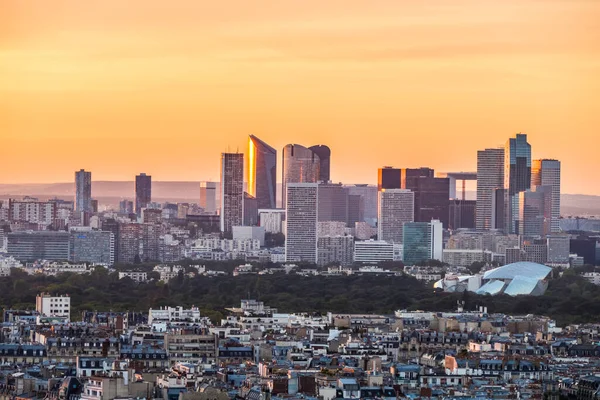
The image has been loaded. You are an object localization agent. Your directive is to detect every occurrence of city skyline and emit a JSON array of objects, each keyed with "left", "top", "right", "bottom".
[{"left": 2, "top": 1, "right": 599, "bottom": 194}]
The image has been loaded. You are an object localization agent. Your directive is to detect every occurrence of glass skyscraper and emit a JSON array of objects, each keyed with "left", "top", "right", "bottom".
[
  {"left": 309, "top": 145, "right": 331, "bottom": 183},
  {"left": 504, "top": 133, "right": 532, "bottom": 233},
  {"left": 402, "top": 220, "right": 443, "bottom": 265},
  {"left": 247, "top": 135, "right": 277, "bottom": 209}
]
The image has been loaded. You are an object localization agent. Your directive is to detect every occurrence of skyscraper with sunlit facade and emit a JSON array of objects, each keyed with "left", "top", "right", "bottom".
[{"left": 247, "top": 135, "right": 277, "bottom": 209}]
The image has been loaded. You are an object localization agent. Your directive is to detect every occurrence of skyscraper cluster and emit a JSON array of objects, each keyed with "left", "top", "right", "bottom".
[{"left": 476, "top": 133, "right": 561, "bottom": 237}]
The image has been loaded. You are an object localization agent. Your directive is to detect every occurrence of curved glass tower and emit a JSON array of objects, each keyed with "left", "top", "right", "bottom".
[
  {"left": 309, "top": 145, "right": 331, "bottom": 183},
  {"left": 247, "top": 135, "right": 277, "bottom": 209},
  {"left": 282, "top": 144, "right": 320, "bottom": 206}
]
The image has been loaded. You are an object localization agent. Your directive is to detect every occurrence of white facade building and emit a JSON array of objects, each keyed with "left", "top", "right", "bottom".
[
  {"left": 36, "top": 293, "right": 71, "bottom": 321},
  {"left": 118, "top": 271, "right": 149, "bottom": 282},
  {"left": 258, "top": 209, "right": 285, "bottom": 234},
  {"left": 354, "top": 240, "right": 394, "bottom": 264},
  {"left": 232, "top": 226, "right": 265, "bottom": 246}
]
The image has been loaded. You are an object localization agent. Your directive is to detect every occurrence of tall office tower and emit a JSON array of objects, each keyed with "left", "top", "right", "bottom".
[
  {"left": 402, "top": 220, "right": 443, "bottom": 265},
  {"left": 476, "top": 148, "right": 505, "bottom": 230},
  {"left": 518, "top": 186, "right": 552, "bottom": 237},
  {"left": 248, "top": 135, "right": 277, "bottom": 209},
  {"left": 504, "top": 133, "right": 532, "bottom": 233},
  {"left": 347, "top": 184, "right": 378, "bottom": 225},
  {"left": 401, "top": 168, "right": 450, "bottom": 227},
  {"left": 309, "top": 145, "right": 331, "bottom": 182},
  {"left": 75, "top": 169, "right": 92, "bottom": 213},
  {"left": 285, "top": 183, "right": 318, "bottom": 263},
  {"left": 449, "top": 200, "right": 476, "bottom": 230},
  {"left": 199, "top": 182, "right": 218, "bottom": 214},
  {"left": 220, "top": 153, "right": 244, "bottom": 233},
  {"left": 243, "top": 193, "right": 259, "bottom": 226},
  {"left": 281, "top": 144, "right": 320, "bottom": 206},
  {"left": 377, "top": 167, "right": 401, "bottom": 191},
  {"left": 135, "top": 173, "right": 152, "bottom": 215},
  {"left": 69, "top": 230, "right": 115, "bottom": 265},
  {"left": 531, "top": 159, "right": 561, "bottom": 233},
  {"left": 377, "top": 189, "right": 414, "bottom": 244},
  {"left": 318, "top": 183, "right": 349, "bottom": 223}
]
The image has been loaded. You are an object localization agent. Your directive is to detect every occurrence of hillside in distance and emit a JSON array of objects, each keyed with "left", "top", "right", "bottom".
[{"left": 1, "top": 182, "right": 600, "bottom": 216}]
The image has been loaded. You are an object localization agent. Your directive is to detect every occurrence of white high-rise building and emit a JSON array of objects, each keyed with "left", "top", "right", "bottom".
[
  {"left": 377, "top": 189, "right": 414, "bottom": 243},
  {"left": 220, "top": 153, "right": 244, "bottom": 233},
  {"left": 353, "top": 240, "right": 394, "bottom": 264},
  {"left": 531, "top": 159, "right": 561, "bottom": 233},
  {"left": 476, "top": 148, "right": 504, "bottom": 230},
  {"left": 258, "top": 209, "right": 285, "bottom": 233},
  {"left": 285, "top": 183, "right": 318, "bottom": 263}
]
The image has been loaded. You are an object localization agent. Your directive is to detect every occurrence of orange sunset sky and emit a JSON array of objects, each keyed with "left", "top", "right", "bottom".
[{"left": 2, "top": 0, "right": 600, "bottom": 194}]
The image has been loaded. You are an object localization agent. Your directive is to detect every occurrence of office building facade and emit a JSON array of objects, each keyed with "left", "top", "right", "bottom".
[
  {"left": 285, "top": 183, "right": 318, "bottom": 263},
  {"left": 318, "top": 183, "right": 349, "bottom": 224},
  {"left": 281, "top": 144, "right": 320, "bottom": 206},
  {"left": 476, "top": 147, "right": 505, "bottom": 230},
  {"left": 243, "top": 193, "right": 258, "bottom": 226},
  {"left": 377, "top": 189, "right": 414, "bottom": 244},
  {"left": 69, "top": 230, "right": 115, "bottom": 265},
  {"left": 75, "top": 169, "right": 92, "bottom": 213},
  {"left": 377, "top": 167, "right": 401, "bottom": 191},
  {"left": 135, "top": 173, "right": 152, "bottom": 215},
  {"left": 258, "top": 209, "right": 285, "bottom": 234},
  {"left": 402, "top": 220, "right": 443, "bottom": 265},
  {"left": 531, "top": 159, "right": 561, "bottom": 233},
  {"left": 248, "top": 135, "right": 277, "bottom": 209},
  {"left": 7, "top": 231, "right": 70, "bottom": 262},
  {"left": 8, "top": 198, "right": 57, "bottom": 226},
  {"left": 449, "top": 200, "right": 476, "bottom": 230},
  {"left": 518, "top": 186, "right": 552, "bottom": 237},
  {"left": 309, "top": 145, "right": 331, "bottom": 183},
  {"left": 402, "top": 168, "right": 450, "bottom": 227},
  {"left": 199, "top": 181, "right": 218, "bottom": 214},
  {"left": 220, "top": 153, "right": 244, "bottom": 233},
  {"left": 353, "top": 240, "right": 394, "bottom": 264},
  {"left": 347, "top": 184, "right": 378, "bottom": 225},
  {"left": 317, "top": 235, "right": 354, "bottom": 266}
]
